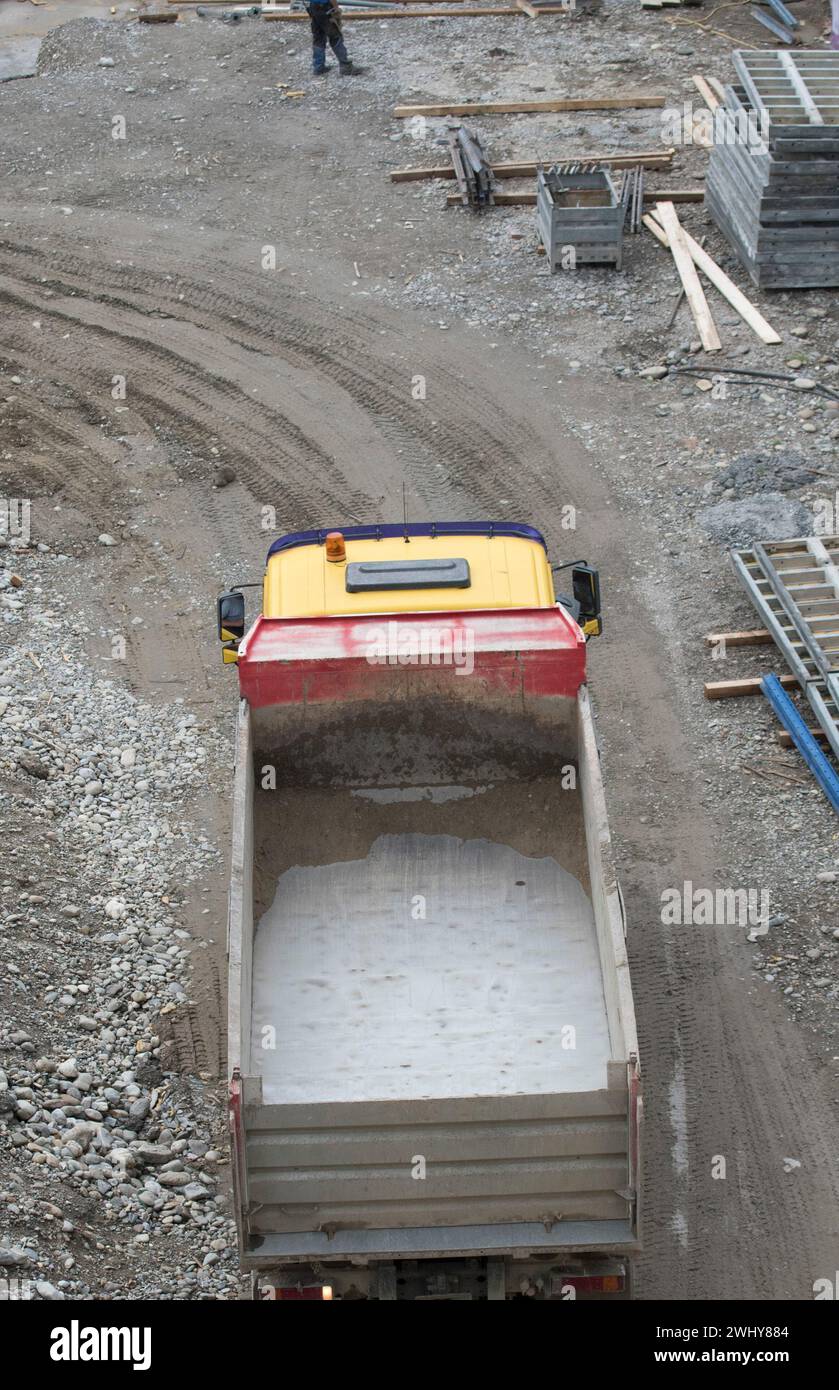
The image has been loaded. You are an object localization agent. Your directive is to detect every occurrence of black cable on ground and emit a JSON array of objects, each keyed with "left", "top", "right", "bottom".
[{"left": 666, "top": 363, "right": 839, "bottom": 405}]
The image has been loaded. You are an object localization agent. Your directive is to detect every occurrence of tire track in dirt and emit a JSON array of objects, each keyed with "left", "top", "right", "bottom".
[
  {"left": 0, "top": 277, "right": 368, "bottom": 530},
  {"left": 159, "top": 955, "right": 226, "bottom": 1079},
  {"left": 0, "top": 230, "right": 560, "bottom": 523},
  {"left": 605, "top": 580, "right": 839, "bottom": 1299},
  {"left": 0, "top": 378, "right": 123, "bottom": 522}
]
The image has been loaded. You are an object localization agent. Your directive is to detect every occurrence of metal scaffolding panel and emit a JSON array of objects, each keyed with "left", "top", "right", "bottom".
[
  {"left": 730, "top": 534, "right": 839, "bottom": 764},
  {"left": 733, "top": 49, "right": 839, "bottom": 130}
]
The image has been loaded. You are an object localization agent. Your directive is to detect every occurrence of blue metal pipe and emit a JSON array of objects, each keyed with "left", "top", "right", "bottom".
[{"left": 761, "top": 674, "right": 839, "bottom": 817}]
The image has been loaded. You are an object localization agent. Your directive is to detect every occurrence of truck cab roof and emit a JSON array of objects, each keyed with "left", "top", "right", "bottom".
[{"left": 263, "top": 522, "right": 555, "bottom": 619}]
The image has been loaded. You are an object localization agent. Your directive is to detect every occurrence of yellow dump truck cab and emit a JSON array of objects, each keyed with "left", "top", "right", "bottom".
[{"left": 217, "top": 522, "right": 601, "bottom": 661}]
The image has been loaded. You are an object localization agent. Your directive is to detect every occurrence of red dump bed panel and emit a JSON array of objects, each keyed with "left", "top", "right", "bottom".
[{"left": 237, "top": 607, "right": 586, "bottom": 709}]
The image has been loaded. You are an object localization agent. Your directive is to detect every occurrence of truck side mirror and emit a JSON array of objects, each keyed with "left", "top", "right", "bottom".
[
  {"left": 572, "top": 565, "right": 602, "bottom": 637},
  {"left": 218, "top": 590, "right": 246, "bottom": 643}
]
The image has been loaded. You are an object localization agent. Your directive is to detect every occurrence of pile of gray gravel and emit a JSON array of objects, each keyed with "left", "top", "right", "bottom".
[{"left": 697, "top": 492, "right": 814, "bottom": 549}]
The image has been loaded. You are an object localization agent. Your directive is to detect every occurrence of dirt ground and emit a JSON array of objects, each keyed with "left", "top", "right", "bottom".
[{"left": 1, "top": 1, "right": 838, "bottom": 1300}]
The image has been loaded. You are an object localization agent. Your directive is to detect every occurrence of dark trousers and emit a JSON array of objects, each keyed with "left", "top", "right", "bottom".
[{"left": 307, "top": 5, "right": 349, "bottom": 72}]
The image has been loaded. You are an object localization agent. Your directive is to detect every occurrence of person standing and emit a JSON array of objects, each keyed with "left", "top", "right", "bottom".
[{"left": 306, "top": 0, "right": 360, "bottom": 77}]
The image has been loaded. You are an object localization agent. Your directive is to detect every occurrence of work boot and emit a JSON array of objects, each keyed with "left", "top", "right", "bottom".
[
  {"left": 314, "top": 65, "right": 332, "bottom": 75},
  {"left": 339, "top": 61, "right": 362, "bottom": 76}
]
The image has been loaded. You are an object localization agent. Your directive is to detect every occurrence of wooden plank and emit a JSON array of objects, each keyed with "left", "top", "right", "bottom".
[
  {"left": 447, "top": 188, "right": 702, "bottom": 207},
  {"left": 704, "top": 629, "right": 773, "bottom": 647},
  {"left": 642, "top": 187, "right": 704, "bottom": 203},
  {"left": 392, "top": 147, "right": 674, "bottom": 181},
  {"left": 692, "top": 74, "right": 721, "bottom": 111},
  {"left": 644, "top": 211, "right": 782, "bottom": 345},
  {"left": 516, "top": 0, "right": 541, "bottom": 14},
  {"left": 266, "top": 7, "right": 535, "bottom": 18},
  {"left": 393, "top": 93, "right": 666, "bottom": 118},
  {"left": 654, "top": 201, "right": 721, "bottom": 353},
  {"left": 778, "top": 728, "right": 830, "bottom": 747},
  {"left": 704, "top": 673, "right": 799, "bottom": 699}
]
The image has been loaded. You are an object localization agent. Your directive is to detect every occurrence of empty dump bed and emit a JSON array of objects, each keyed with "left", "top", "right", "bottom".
[
  {"left": 252, "top": 795, "right": 610, "bottom": 1104},
  {"left": 228, "top": 689, "right": 639, "bottom": 1262}
]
